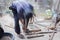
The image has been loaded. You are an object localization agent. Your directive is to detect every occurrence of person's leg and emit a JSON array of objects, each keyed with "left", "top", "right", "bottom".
[
  {"left": 55, "top": 17, "right": 60, "bottom": 27},
  {"left": 20, "top": 19, "right": 24, "bottom": 24},
  {"left": 29, "top": 17, "right": 34, "bottom": 24},
  {"left": 22, "top": 18, "right": 29, "bottom": 33},
  {"left": 14, "top": 16, "right": 20, "bottom": 34},
  {"left": 12, "top": 11, "right": 20, "bottom": 35},
  {"left": 22, "top": 13, "right": 33, "bottom": 33}
]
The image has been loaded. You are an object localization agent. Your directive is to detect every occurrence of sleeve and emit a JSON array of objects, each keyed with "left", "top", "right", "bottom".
[{"left": 29, "top": 4, "right": 36, "bottom": 16}]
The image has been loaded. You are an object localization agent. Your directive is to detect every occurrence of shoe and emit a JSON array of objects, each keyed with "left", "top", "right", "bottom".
[
  {"left": 18, "top": 34, "right": 25, "bottom": 39},
  {"left": 25, "top": 29, "right": 32, "bottom": 33}
]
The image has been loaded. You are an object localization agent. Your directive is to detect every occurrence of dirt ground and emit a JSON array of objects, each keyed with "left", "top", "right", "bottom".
[{"left": 0, "top": 14, "right": 60, "bottom": 40}]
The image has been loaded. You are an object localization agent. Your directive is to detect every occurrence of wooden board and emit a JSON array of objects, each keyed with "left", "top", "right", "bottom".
[
  {"left": 26, "top": 31, "right": 57, "bottom": 35},
  {"left": 25, "top": 29, "right": 41, "bottom": 35},
  {"left": 29, "top": 29, "right": 41, "bottom": 32},
  {"left": 27, "top": 35, "right": 44, "bottom": 39}
]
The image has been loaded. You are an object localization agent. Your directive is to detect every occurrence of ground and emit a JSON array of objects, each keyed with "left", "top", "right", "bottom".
[{"left": 0, "top": 14, "right": 60, "bottom": 40}]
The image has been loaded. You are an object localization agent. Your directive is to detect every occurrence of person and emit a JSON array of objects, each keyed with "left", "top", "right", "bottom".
[
  {"left": 0, "top": 25, "right": 14, "bottom": 40},
  {"left": 9, "top": 0, "right": 36, "bottom": 37},
  {"left": 0, "top": 26, "right": 4, "bottom": 38}
]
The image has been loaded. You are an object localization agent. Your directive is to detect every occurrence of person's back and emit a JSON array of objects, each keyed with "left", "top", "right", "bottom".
[{"left": 11, "top": 0, "right": 31, "bottom": 14}]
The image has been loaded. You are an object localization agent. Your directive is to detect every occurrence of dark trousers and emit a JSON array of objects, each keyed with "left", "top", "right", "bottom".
[{"left": 12, "top": 10, "right": 20, "bottom": 34}]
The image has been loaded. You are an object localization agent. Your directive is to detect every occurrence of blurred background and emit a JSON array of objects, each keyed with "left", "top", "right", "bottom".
[
  {"left": 0, "top": 0, "right": 56, "bottom": 18},
  {"left": 0, "top": 0, "right": 60, "bottom": 40}
]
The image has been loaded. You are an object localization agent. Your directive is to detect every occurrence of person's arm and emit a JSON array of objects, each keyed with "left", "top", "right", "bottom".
[{"left": 29, "top": 4, "right": 36, "bottom": 17}]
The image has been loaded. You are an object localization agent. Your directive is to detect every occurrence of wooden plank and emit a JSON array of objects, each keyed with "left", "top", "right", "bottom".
[
  {"left": 29, "top": 29, "right": 41, "bottom": 32},
  {"left": 27, "top": 35, "right": 44, "bottom": 39},
  {"left": 26, "top": 31, "right": 57, "bottom": 35}
]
